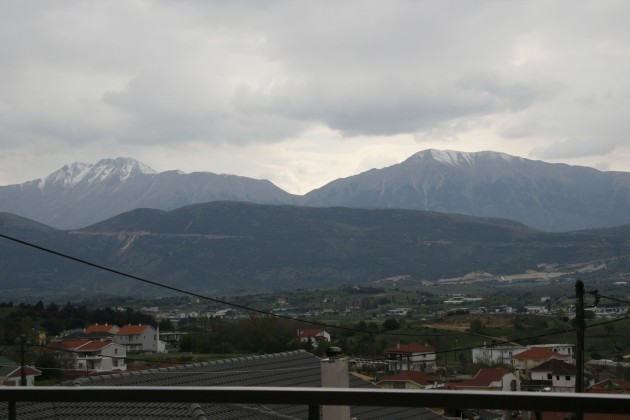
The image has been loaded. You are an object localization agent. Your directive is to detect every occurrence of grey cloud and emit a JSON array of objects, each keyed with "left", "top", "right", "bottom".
[
  {"left": 2, "top": 0, "right": 630, "bottom": 188},
  {"left": 530, "top": 138, "right": 616, "bottom": 160},
  {"left": 234, "top": 70, "right": 561, "bottom": 137}
]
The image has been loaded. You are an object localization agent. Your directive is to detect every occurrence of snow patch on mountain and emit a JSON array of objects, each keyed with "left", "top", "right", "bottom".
[
  {"left": 429, "top": 149, "right": 476, "bottom": 166},
  {"left": 411, "top": 149, "right": 517, "bottom": 167},
  {"left": 37, "top": 158, "right": 156, "bottom": 190},
  {"left": 38, "top": 162, "right": 93, "bottom": 190}
]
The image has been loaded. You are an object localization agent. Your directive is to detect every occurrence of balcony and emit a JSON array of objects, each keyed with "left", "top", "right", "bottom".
[{"left": 1, "top": 386, "right": 630, "bottom": 419}]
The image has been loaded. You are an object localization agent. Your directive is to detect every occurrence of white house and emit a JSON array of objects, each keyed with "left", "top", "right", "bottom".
[
  {"left": 386, "top": 342, "right": 436, "bottom": 373},
  {"left": 530, "top": 359, "right": 580, "bottom": 392},
  {"left": 55, "top": 340, "right": 127, "bottom": 374},
  {"left": 294, "top": 329, "right": 331, "bottom": 349},
  {"left": 377, "top": 371, "right": 441, "bottom": 390},
  {"left": 527, "top": 344, "right": 574, "bottom": 362},
  {"left": 512, "top": 347, "right": 568, "bottom": 374},
  {"left": 472, "top": 345, "right": 526, "bottom": 366},
  {"left": 114, "top": 324, "right": 166, "bottom": 353},
  {"left": 456, "top": 367, "right": 520, "bottom": 392},
  {"left": 0, "top": 356, "right": 41, "bottom": 386}
]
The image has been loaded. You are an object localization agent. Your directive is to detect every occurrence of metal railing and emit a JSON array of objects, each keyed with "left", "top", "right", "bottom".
[{"left": 2, "top": 387, "right": 630, "bottom": 419}]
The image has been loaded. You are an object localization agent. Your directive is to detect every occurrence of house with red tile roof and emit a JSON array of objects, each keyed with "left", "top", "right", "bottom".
[
  {"left": 114, "top": 324, "right": 166, "bottom": 353},
  {"left": 377, "top": 370, "right": 441, "bottom": 390},
  {"left": 294, "top": 329, "right": 331, "bottom": 349},
  {"left": 512, "top": 347, "right": 567, "bottom": 373},
  {"left": 455, "top": 367, "right": 520, "bottom": 392},
  {"left": 85, "top": 323, "right": 120, "bottom": 335},
  {"left": 0, "top": 356, "right": 41, "bottom": 386},
  {"left": 587, "top": 379, "right": 630, "bottom": 394},
  {"left": 528, "top": 358, "right": 582, "bottom": 392},
  {"left": 386, "top": 342, "right": 436, "bottom": 373},
  {"left": 54, "top": 339, "right": 126, "bottom": 376}
]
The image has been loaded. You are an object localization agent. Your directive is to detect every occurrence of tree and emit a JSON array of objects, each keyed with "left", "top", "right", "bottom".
[
  {"left": 34, "top": 352, "right": 62, "bottom": 381},
  {"left": 159, "top": 318, "right": 175, "bottom": 331},
  {"left": 469, "top": 319, "right": 484, "bottom": 333},
  {"left": 382, "top": 318, "right": 400, "bottom": 331}
]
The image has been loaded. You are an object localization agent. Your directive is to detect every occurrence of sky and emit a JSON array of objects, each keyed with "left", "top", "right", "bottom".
[{"left": 1, "top": 1, "right": 630, "bottom": 195}]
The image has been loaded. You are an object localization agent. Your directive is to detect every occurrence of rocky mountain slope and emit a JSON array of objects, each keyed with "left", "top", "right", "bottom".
[
  {"left": 0, "top": 158, "right": 298, "bottom": 229},
  {"left": 303, "top": 149, "right": 630, "bottom": 231}
]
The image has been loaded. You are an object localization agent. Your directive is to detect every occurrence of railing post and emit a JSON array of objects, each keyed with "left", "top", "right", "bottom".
[
  {"left": 9, "top": 401, "right": 16, "bottom": 420},
  {"left": 308, "top": 404, "right": 320, "bottom": 420}
]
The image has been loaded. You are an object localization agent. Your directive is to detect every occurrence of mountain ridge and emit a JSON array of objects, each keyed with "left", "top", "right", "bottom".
[
  {"left": 3, "top": 151, "right": 630, "bottom": 231},
  {"left": 0, "top": 157, "right": 299, "bottom": 229},
  {"left": 303, "top": 150, "right": 630, "bottom": 231},
  {"left": 2, "top": 202, "right": 628, "bottom": 300}
]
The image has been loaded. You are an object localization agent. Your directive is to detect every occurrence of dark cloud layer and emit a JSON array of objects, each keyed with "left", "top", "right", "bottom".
[{"left": 1, "top": 1, "right": 630, "bottom": 191}]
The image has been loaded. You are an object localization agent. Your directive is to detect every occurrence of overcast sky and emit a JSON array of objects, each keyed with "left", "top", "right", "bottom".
[{"left": 1, "top": 1, "right": 629, "bottom": 194}]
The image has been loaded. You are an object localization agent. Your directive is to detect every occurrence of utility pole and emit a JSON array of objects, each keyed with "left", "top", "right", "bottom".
[
  {"left": 19, "top": 334, "right": 27, "bottom": 386},
  {"left": 575, "top": 280, "right": 585, "bottom": 420}
]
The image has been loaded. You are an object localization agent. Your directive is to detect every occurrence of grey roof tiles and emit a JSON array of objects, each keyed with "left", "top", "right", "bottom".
[{"left": 2, "top": 350, "right": 445, "bottom": 419}]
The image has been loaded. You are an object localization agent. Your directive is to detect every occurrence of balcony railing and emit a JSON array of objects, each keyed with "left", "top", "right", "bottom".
[{"left": 2, "top": 387, "right": 630, "bottom": 419}]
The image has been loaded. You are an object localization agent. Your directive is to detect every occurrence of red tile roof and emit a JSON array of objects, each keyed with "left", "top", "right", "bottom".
[
  {"left": 587, "top": 379, "right": 630, "bottom": 394},
  {"left": 57, "top": 339, "right": 112, "bottom": 351},
  {"left": 456, "top": 367, "right": 511, "bottom": 388},
  {"left": 512, "top": 347, "right": 566, "bottom": 360},
  {"left": 117, "top": 324, "right": 152, "bottom": 335},
  {"left": 6, "top": 366, "right": 41, "bottom": 378},
  {"left": 85, "top": 324, "right": 119, "bottom": 334},
  {"left": 386, "top": 343, "right": 435, "bottom": 354},
  {"left": 58, "top": 339, "right": 92, "bottom": 349},
  {"left": 298, "top": 329, "right": 325, "bottom": 337},
  {"left": 531, "top": 358, "right": 576, "bottom": 375},
  {"left": 380, "top": 371, "right": 439, "bottom": 386},
  {"left": 78, "top": 341, "right": 112, "bottom": 351}
]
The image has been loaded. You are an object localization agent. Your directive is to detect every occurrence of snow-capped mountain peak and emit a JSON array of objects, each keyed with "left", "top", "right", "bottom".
[
  {"left": 87, "top": 158, "right": 156, "bottom": 184},
  {"left": 38, "top": 157, "right": 156, "bottom": 190},
  {"left": 409, "top": 149, "right": 516, "bottom": 167}
]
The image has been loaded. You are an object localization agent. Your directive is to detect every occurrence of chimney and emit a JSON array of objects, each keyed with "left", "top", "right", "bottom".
[{"left": 321, "top": 347, "right": 350, "bottom": 420}]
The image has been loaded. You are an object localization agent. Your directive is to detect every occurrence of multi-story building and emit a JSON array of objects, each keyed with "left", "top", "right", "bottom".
[
  {"left": 386, "top": 342, "right": 436, "bottom": 373},
  {"left": 55, "top": 340, "right": 127, "bottom": 375},
  {"left": 512, "top": 347, "right": 568, "bottom": 375},
  {"left": 472, "top": 344, "right": 526, "bottom": 366},
  {"left": 114, "top": 324, "right": 166, "bottom": 353}
]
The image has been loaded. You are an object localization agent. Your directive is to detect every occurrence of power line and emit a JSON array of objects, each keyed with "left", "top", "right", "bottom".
[
  {"left": 0, "top": 232, "right": 462, "bottom": 338},
  {"left": 5, "top": 231, "right": 630, "bottom": 353},
  {"left": 593, "top": 293, "right": 630, "bottom": 306}
]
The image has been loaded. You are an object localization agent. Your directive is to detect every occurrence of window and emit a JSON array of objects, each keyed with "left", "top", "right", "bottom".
[
  {"left": 114, "top": 348, "right": 118, "bottom": 354},
  {"left": 547, "top": 373, "right": 552, "bottom": 380},
  {"left": 566, "top": 376, "right": 571, "bottom": 381},
  {"left": 556, "top": 376, "right": 560, "bottom": 380}
]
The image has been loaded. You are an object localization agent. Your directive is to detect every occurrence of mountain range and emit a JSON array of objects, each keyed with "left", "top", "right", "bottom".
[
  {"left": 2, "top": 149, "right": 630, "bottom": 231},
  {"left": 2, "top": 202, "right": 629, "bottom": 300},
  {"left": 0, "top": 158, "right": 297, "bottom": 229}
]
